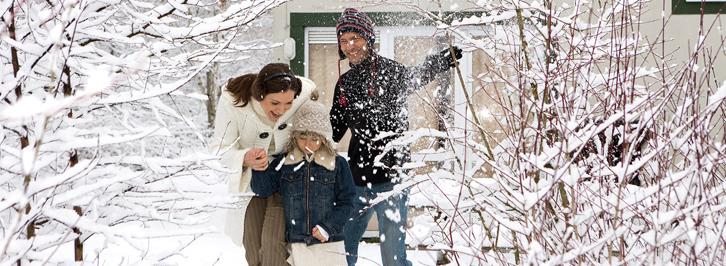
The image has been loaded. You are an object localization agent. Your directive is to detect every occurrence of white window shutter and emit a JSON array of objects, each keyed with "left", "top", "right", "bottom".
[{"left": 307, "top": 28, "right": 380, "bottom": 44}]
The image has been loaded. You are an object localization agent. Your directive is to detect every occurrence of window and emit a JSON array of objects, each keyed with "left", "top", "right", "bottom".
[{"left": 672, "top": 0, "right": 726, "bottom": 14}]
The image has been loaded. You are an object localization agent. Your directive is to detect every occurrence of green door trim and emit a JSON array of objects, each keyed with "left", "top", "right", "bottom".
[
  {"left": 289, "top": 11, "right": 483, "bottom": 76},
  {"left": 672, "top": 0, "right": 726, "bottom": 14},
  {"left": 290, "top": 12, "right": 337, "bottom": 76}
]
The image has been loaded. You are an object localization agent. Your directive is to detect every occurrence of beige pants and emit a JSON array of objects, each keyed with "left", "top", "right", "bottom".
[
  {"left": 287, "top": 241, "right": 347, "bottom": 266},
  {"left": 243, "top": 193, "right": 288, "bottom": 266}
]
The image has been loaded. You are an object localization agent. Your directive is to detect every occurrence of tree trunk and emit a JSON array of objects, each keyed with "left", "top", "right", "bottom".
[
  {"left": 202, "top": 0, "right": 228, "bottom": 127},
  {"left": 205, "top": 65, "right": 218, "bottom": 127},
  {"left": 73, "top": 206, "right": 83, "bottom": 261}
]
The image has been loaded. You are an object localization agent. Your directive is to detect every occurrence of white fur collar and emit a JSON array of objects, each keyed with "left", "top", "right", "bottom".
[
  {"left": 283, "top": 147, "right": 335, "bottom": 171},
  {"left": 251, "top": 99, "right": 274, "bottom": 127}
]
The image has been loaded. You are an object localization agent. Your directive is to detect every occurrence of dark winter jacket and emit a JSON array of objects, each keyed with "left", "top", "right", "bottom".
[
  {"left": 251, "top": 153, "right": 355, "bottom": 245},
  {"left": 330, "top": 52, "right": 452, "bottom": 186}
]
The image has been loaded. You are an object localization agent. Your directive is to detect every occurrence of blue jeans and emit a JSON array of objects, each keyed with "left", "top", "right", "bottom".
[{"left": 344, "top": 182, "right": 412, "bottom": 266}]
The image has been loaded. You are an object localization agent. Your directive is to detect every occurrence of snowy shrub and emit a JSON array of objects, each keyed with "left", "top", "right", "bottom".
[{"left": 395, "top": 0, "right": 726, "bottom": 264}]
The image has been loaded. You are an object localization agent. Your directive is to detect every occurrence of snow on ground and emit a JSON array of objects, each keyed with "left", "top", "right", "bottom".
[
  {"left": 355, "top": 243, "right": 439, "bottom": 266},
  {"left": 76, "top": 174, "right": 441, "bottom": 265}
]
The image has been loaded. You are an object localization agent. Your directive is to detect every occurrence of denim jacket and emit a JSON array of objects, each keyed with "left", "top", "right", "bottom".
[{"left": 251, "top": 150, "right": 355, "bottom": 245}]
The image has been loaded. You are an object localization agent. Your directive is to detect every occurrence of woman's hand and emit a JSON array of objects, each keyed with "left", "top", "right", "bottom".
[
  {"left": 243, "top": 148, "right": 269, "bottom": 171},
  {"left": 312, "top": 226, "right": 328, "bottom": 242}
]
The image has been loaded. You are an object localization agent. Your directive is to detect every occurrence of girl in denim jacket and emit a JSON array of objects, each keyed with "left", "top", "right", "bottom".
[{"left": 252, "top": 99, "right": 355, "bottom": 266}]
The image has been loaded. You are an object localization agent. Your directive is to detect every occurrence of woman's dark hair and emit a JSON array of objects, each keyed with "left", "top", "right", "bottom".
[{"left": 226, "top": 63, "right": 303, "bottom": 107}]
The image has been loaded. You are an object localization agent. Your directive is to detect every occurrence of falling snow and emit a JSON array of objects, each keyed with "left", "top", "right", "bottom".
[{"left": 2, "top": 0, "right": 724, "bottom": 265}]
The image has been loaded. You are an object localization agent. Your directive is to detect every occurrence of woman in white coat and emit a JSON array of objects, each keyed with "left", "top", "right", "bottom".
[{"left": 211, "top": 63, "right": 315, "bottom": 266}]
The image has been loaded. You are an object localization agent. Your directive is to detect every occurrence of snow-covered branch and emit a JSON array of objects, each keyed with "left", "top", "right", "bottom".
[{"left": 0, "top": 0, "right": 282, "bottom": 263}]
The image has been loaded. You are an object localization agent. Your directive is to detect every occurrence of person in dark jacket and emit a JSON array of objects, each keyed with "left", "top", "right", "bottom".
[
  {"left": 329, "top": 8, "right": 462, "bottom": 266},
  {"left": 252, "top": 99, "right": 355, "bottom": 266}
]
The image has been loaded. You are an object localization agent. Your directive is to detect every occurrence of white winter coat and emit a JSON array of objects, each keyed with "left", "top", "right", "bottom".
[{"left": 210, "top": 76, "right": 315, "bottom": 246}]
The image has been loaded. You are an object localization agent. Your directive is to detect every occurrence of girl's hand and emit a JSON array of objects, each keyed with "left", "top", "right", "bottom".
[
  {"left": 312, "top": 226, "right": 328, "bottom": 242},
  {"left": 244, "top": 148, "right": 268, "bottom": 171}
]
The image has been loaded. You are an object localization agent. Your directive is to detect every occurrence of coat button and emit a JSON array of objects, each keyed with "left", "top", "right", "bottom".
[
  {"left": 278, "top": 124, "right": 288, "bottom": 130},
  {"left": 259, "top": 132, "right": 270, "bottom": 139}
]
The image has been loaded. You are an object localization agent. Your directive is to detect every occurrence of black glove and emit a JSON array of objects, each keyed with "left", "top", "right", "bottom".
[{"left": 440, "top": 46, "right": 463, "bottom": 67}]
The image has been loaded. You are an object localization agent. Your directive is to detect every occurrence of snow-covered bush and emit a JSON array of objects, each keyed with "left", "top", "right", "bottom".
[
  {"left": 397, "top": 0, "right": 726, "bottom": 264},
  {"left": 0, "top": 0, "right": 283, "bottom": 264}
]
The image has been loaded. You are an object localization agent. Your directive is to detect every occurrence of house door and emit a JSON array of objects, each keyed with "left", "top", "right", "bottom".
[
  {"left": 382, "top": 27, "right": 501, "bottom": 177},
  {"left": 304, "top": 24, "right": 503, "bottom": 239}
]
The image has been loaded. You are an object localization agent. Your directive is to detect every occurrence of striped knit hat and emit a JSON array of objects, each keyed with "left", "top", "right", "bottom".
[{"left": 336, "top": 8, "right": 375, "bottom": 59}]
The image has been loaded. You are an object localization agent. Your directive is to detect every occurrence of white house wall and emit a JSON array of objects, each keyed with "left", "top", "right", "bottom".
[
  {"left": 641, "top": 2, "right": 726, "bottom": 81},
  {"left": 271, "top": 0, "right": 725, "bottom": 82}
]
